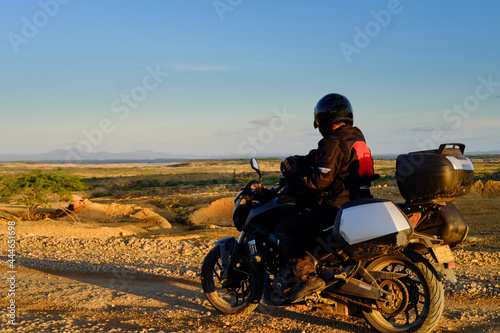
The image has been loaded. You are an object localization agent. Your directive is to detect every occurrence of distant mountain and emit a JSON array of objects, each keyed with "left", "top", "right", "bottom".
[
  {"left": 469, "top": 150, "right": 500, "bottom": 155},
  {"left": 1, "top": 148, "right": 498, "bottom": 163},
  {"left": 0, "top": 149, "right": 200, "bottom": 163}
]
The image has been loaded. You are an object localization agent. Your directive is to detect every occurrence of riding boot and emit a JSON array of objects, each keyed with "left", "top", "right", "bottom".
[{"left": 289, "top": 256, "right": 325, "bottom": 303}]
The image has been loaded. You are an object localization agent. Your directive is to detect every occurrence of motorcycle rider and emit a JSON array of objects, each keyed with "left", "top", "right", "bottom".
[{"left": 277, "top": 93, "right": 377, "bottom": 302}]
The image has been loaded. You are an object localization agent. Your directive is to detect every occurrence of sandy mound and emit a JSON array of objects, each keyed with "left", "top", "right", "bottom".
[
  {"left": 470, "top": 180, "right": 500, "bottom": 197},
  {"left": 10, "top": 221, "right": 158, "bottom": 239},
  {"left": 188, "top": 197, "right": 234, "bottom": 226},
  {"left": 76, "top": 201, "right": 172, "bottom": 229}
]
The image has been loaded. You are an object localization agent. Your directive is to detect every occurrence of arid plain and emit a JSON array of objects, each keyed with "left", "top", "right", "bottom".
[{"left": 1, "top": 157, "right": 499, "bottom": 332}]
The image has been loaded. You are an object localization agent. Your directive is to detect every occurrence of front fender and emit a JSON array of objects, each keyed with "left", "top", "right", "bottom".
[{"left": 216, "top": 237, "right": 237, "bottom": 268}]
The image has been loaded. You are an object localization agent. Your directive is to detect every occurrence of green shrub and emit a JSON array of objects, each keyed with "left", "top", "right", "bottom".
[{"left": 0, "top": 168, "right": 87, "bottom": 220}]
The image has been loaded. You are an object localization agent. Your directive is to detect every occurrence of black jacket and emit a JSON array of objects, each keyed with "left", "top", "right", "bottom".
[{"left": 293, "top": 124, "right": 375, "bottom": 208}]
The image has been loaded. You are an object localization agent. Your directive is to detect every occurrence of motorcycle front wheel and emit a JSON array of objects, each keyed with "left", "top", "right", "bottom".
[
  {"left": 362, "top": 254, "right": 444, "bottom": 333},
  {"left": 201, "top": 245, "right": 264, "bottom": 315}
]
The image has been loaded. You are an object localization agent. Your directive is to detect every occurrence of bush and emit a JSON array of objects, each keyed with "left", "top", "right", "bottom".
[{"left": 0, "top": 168, "right": 87, "bottom": 220}]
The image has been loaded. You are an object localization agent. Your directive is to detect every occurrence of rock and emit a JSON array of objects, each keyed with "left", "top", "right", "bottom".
[
  {"left": 471, "top": 180, "right": 500, "bottom": 197},
  {"left": 0, "top": 209, "right": 21, "bottom": 222},
  {"left": 76, "top": 202, "right": 172, "bottom": 228},
  {"left": 68, "top": 199, "right": 90, "bottom": 214}
]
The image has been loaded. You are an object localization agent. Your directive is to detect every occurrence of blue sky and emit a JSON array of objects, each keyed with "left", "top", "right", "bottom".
[{"left": 1, "top": 0, "right": 499, "bottom": 158}]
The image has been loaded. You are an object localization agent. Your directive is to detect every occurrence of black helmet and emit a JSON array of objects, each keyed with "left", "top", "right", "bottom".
[{"left": 313, "top": 93, "right": 353, "bottom": 133}]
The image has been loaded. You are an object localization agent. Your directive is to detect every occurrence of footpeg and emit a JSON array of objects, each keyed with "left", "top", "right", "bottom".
[{"left": 289, "top": 276, "right": 326, "bottom": 303}]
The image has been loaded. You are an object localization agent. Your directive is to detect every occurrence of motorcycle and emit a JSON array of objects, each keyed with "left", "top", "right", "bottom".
[{"left": 201, "top": 143, "right": 473, "bottom": 333}]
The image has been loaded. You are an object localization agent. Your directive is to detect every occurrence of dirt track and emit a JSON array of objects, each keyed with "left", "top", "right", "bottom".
[
  {"left": 1, "top": 188, "right": 500, "bottom": 332},
  {"left": 1, "top": 226, "right": 499, "bottom": 333},
  {"left": 1, "top": 264, "right": 499, "bottom": 333}
]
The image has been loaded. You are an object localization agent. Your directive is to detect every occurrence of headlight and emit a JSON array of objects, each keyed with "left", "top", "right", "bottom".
[
  {"left": 233, "top": 197, "right": 246, "bottom": 215},
  {"left": 233, "top": 197, "right": 248, "bottom": 232}
]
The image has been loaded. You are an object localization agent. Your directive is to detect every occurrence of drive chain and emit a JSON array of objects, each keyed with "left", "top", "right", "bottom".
[{"left": 323, "top": 278, "right": 409, "bottom": 318}]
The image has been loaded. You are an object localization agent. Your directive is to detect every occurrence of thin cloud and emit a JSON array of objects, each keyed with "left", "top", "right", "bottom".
[
  {"left": 409, "top": 125, "right": 459, "bottom": 132},
  {"left": 409, "top": 126, "right": 436, "bottom": 132},
  {"left": 165, "top": 60, "right": 234, "bottom": 72},
  {"left": 462, "top": 117, "right": 500, "bottom": 130},
  {"left": 214, "top": 131, "right": 238, "bottom": 136},
  {"left": 249, "top": 118, "right": 272, "bottom": 127}
]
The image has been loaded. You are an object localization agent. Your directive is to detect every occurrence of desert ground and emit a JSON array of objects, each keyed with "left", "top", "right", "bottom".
[{"left": 1, "top": 157, "right": 499, "bottom": 332}]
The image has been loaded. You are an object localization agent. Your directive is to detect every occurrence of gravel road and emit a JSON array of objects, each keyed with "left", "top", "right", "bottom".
[{"left": 1, "top": 233, "right": 499, "bottom": 333}]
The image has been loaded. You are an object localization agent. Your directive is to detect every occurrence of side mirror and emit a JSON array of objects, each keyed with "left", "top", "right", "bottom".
[
  {"left": 250, "top": 158, "right": 262, "bottom": 182},
  {"left": 250, "top": 158, "right": 259, "bottom": 172}
]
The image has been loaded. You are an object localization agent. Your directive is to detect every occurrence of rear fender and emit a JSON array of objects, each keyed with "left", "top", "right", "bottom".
[{"left": 403, "top": 249, "right": 442, "bottom": 282}]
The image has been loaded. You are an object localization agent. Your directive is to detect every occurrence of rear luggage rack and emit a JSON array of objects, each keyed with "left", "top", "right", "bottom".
[{"left": 408, "top": 143, "right": 465, "bottom": 156}]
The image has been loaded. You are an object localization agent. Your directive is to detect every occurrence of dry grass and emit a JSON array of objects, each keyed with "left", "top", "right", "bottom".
[{"left": 1, "top": 156, "right": 498, "bottom": 225}]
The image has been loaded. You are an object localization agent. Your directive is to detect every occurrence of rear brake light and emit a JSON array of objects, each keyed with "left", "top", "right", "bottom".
[{"left": 444, "top": 262, "right": 456, "bottom": 269}]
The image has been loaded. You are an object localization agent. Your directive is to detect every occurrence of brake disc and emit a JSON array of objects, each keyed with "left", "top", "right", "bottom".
[{"left": 376, "top": 278, "right": 409, "bottom": 318}]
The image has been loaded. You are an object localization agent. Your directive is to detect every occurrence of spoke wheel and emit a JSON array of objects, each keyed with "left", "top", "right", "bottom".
[
  {"left": 362, "top": 254, "right": 444, "bottom": 333},
  {"left": 201, "top": 245, "right": 263, "bottom": 315}
]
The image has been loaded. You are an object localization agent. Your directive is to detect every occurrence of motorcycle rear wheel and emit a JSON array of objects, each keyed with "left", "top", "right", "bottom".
[
  {"left": 362, "top": 254, "right": 444, "bottom": 333},
  {"left": 201, "top": 245, "right": 264, "bottom": 315}
]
